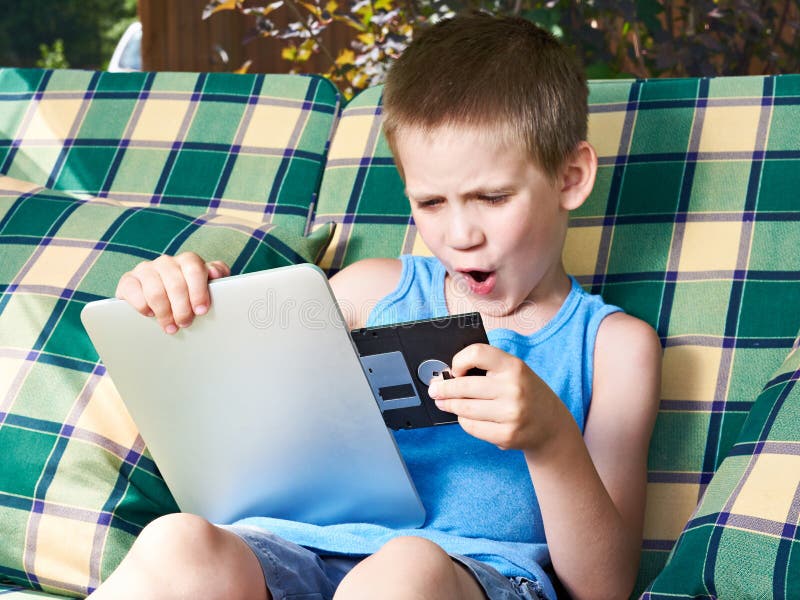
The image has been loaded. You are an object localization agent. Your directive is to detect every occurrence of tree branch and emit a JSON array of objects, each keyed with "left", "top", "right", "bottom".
[{"left": 284, "top": 0, "right": 339, "bottom": 70}]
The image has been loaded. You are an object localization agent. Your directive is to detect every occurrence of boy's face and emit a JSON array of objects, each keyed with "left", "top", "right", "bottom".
[{"left": 395, "top": 125, "right": 570, "bottom": 318}]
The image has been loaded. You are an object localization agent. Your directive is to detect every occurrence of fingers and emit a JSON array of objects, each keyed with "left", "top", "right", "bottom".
[
  {"left": 206, "top": 260, "right": 230, "bottom": 280},
  {"left": 436, "top": 397, "right": 502, "bottom": 423},
  {"left": 429, "top": 374, "right": 499, "bottom": 422},
  {"left": 190, "top": 261, "right": 231, "bottom": 316},
  {"left": 170, "top": 255, "right": 210, "bottom": 327},
  {"left": 428, "top": 375, "right": 494, "bottom": 402},
  {"left": 429, "top": 347, "right": 534, "bottom": 435},
  {"left": 115, "top": 273, "right": 154, "bottom": 317},
  {"left": 176, "top": 255, "right": 213, "bottom": 317},
  {"left": 450, "top": 343, "right": 511, "bottom": 376},
  {"left": 115, "top": 252, "right": 227, "bottom": 334},
  {"left": 430, "top": 375, "right": 512, "bottom": 423},
  {"left": 137, "top": 257, "right": 192, "bottom": 333}
]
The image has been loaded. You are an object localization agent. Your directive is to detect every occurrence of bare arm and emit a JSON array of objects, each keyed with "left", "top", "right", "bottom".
[
  {"left": 328, "top": 258, "right": 402, "bottom": 329},
  {"left": 526, "top": 313, "right": 661, "bottom": 599},
  {"left": 430, "top": 312, "right": 661, "bottom": 599}
]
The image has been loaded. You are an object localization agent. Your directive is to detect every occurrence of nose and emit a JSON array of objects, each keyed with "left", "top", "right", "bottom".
[{"left": 445, "top": 207, "right": 484, "bottom": 250}]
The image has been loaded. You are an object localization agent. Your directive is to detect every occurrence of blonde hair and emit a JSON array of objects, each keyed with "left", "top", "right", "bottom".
[{"left": 382, "top": 12, "right": 588, "bottom": 179}]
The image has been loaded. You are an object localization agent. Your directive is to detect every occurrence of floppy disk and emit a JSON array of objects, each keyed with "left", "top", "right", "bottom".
[{"left": 351, "top": 312, "right": 489, "bottom": 430}]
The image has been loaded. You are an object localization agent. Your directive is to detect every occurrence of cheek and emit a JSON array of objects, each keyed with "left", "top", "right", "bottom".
[
  {"left": 500, "top": 217, "right": 539, "bottom": 250},
  {"left": 505, "top": 207, "right": 560, "bottom": 247},
  {"left": 410, "top": 214, "right": 441, "bottom": 248},
  {"left": 499, "top": 218, "right": 558, "bottom": 272}
]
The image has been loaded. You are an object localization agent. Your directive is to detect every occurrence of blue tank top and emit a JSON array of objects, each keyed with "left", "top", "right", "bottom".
[{"left": 236, "top": 255, "right": 622, "bottom": 598}]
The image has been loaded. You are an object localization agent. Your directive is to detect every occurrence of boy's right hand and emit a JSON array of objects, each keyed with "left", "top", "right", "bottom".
[{"left": 114, "top": 252, "right": 231, "bottom": 334}]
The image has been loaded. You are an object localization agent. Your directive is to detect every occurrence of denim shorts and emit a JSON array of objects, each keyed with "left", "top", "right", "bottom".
[{"left": 223, "top": 525, "right": 549, "bottom": 600}]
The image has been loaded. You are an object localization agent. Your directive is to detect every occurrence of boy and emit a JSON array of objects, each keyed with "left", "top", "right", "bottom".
[{"left": 90, "top": 13, "right": 661, "bottom": 600}]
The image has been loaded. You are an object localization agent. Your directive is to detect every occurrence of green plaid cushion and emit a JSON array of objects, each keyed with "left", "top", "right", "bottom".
[
  {"left": 643, "top": 334, "right": 800, "bottom": 599},
  {"left": 311, "top": 74, "right": 800, "bottom": 595},
  {"left": 0, "top": 583, "right": 65, "bottom": 598},
  {"left": 0, "top": 585, "right": 64, "bottom": 599},
  {"left": 0, "top": 68, "right": 340, "bottom": 236},
  {"left": 313, "top": 86, "right": 412, "bottom": 267},
  {"left": 0, "top": 176, "right": 333, "bottom": 597}
]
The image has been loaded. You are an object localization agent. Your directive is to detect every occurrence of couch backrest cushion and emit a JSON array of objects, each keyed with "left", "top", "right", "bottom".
[
  {"left": 311, "top": 74, "right": 800, "bottom": 595},
  {"left": 0, "top": 175, "right": 333, "bottom": 597},
  {"left": 0, "top": 69, "right": 340, "bottom": 236},
  {"left": 643, "top": 332, "right": 800, "bottom": 599}
]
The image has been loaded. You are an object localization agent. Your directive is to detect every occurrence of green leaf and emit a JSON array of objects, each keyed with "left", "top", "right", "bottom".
[
  {"left": 636, "top": 0, "right": 665, "bottom": 37},
  {"left": 584, "top": 61, "right": 631, "bottom": 79}
]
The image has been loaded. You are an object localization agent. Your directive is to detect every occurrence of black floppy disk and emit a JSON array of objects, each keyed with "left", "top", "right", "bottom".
[{"left": 350, "top": 312, "right": 489, "bottom": 430}]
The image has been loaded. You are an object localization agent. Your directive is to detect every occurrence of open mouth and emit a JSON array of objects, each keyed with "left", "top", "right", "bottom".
[
  {"left": 458, "top": 269, "right": 497, "bottom": 295},
  {"left": 467, "top": 270, "right": 491, "bottom": 283}
]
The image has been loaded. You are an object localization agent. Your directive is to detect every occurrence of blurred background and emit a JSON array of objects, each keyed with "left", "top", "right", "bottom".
[{"left": 1, "top": 0, "right": 798, "bottom": 97}]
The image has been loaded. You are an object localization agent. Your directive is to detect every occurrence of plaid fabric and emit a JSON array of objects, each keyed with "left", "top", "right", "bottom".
[
  {"left": 643, "top": 334, "right": 800, "bottom": 599},
  {"left": 0, "top": 583, "right": 65, "bottom": 598},
  {"left": 314, "top": 86, "right": 413, "bottom": 268},
  {"left": 0, "top": 176, "right": 334, "bottom": 597},
  {"left": 0, "top": 68, "right": 340, "bottom": 236},
  {"left": 311, "top": 74, "right": 800, "bottom": 596},
  {"left": 0, "top": 583, "right": 64, "bottom": 598}
]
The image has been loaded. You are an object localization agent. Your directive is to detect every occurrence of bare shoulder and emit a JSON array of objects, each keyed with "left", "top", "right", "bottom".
[
  {"left": 587, "top": 311, "right": 662, "bottom": 442},
  {"left": 329, "top": 258, "right": 403, "bottom": 329},
  {"left": 596, "top": 312, "right": 662, "bottom": 368}
]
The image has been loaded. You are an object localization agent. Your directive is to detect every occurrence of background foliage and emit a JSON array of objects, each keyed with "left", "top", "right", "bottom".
[
  {"left": 204, "top": 0, "right": 800, "bottom": 97},
  {"left": 0, "top": 0, "right": 138, "bottom": 70},
  {"left": 0, "top": 0, "right": 796, "bottom": 97}
]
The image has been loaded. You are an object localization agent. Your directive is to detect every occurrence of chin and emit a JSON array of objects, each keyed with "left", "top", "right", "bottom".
[{"left": 470, "top": 294, "right": 518, "bottom": 318}]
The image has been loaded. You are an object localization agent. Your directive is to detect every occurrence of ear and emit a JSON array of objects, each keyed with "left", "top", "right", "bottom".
[{"left": 558, "top": 141, "right": 597, "bottom": 212}]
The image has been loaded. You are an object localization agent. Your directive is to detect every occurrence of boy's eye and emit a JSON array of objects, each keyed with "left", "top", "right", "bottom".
[
  {"left": 415, "top": 194, "right": 508, "bottom": 208},
  {"left": 417, "top": 198, "right": 443, "bottom": 208}
]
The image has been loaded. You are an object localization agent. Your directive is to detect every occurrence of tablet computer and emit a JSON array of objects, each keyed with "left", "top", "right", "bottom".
[{"left": 81, "top": 264, "right": 426, "bottom": 527}]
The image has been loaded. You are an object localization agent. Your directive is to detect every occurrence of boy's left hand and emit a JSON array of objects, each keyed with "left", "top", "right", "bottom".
[{"left": 428, "top": 343, "right": 560, "bottom": 452}]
